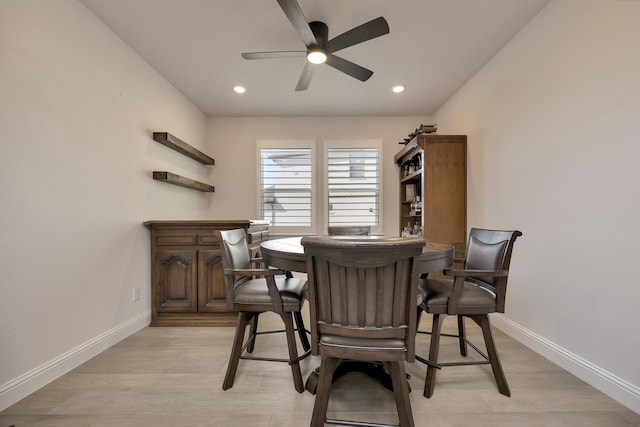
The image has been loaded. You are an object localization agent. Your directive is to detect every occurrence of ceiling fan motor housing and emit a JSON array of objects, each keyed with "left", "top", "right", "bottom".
[{"left": 309, "top": 21, "right": 329, "bottom": 45}]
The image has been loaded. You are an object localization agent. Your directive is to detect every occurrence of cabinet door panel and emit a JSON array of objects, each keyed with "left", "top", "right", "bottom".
[
  {"left": 197, "top": 249, "right": 227, "bottom": 312},
  {"left": 155, "top": 249, "right": 198, "bottom": 312}
]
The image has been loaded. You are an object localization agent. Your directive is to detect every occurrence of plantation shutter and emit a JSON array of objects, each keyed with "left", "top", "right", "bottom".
[
  {"left": 260, "top": 148, "right": 312, "bottom": 227},
  {"left": 327, "top": 148, "right": 379, "bottom": 227}
]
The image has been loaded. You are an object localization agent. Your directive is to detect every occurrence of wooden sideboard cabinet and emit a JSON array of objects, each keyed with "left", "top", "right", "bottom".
[
  {"left": 395, "top": 134, "right": 467, "bottom": 258},
  {"left": 143, "top": 220, "right": 269, "bottom": 326}
]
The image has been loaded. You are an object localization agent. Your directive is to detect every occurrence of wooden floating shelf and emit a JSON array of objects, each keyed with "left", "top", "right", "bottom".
[
  {"left": 153, "top": 171, "right": 215, "bottom": 192},
  {"left": 152, "top": 132, "right": 215, "bottom": 165}
]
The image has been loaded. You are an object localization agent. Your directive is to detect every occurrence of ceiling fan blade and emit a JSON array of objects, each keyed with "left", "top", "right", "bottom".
[
  {"left": 295, "top": 62, "right": 314, "bottom": 91},
  {"left": 325, "top": 17, "right": 390, "bottom": 53},
  {"left": 241, "top": 51, "right": 305, "bottom": 60},
  {"left": 325, "top": 54, "right": 374, "bottom": 82},
  {"left": 276, "top": 0, "right": 318, "bottom": 47}
]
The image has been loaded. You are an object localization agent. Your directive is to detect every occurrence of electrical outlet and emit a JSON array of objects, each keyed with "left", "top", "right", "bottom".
[{"left": 133, "top": 287, "right": 140, "bottom": 301}]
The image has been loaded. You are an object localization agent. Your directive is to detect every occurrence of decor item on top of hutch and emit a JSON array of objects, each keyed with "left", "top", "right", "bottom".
[
  {"left": 399, "top": 123, "right": 438, "bottom": 145},
  {"left": 395, "top": 133, "right": 467, "bottom": 258},
  {"left": 143, "top": 220, "right": 269, "bottom": 326},
  {"left": 151, "top": 132, "right": 215, "bottom": 192}
]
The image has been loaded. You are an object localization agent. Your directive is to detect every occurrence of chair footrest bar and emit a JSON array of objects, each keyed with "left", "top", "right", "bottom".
[
  {"left": 325, "top": 418, "right": 399, "bottom": 427},
  {"left": 254, "top": 329, "right": 286, "bottom": 336},
  {"left": 253, "top": 327, "right": 306, "bottom": 336},
  {"left": 438, "top": 360, "right": 491, "bottom": 367},
  {"left": 416, "top": 331, "right": 491, "bottom": 363},
  {"left": 240, "top": 355, "right": 291, "bottom": 363},
  {"left": 415, "top": 354, "right": 441, "bottom": 369},
  {"left": 289, "top": 348, "right": 312, "bottom": 364},
  {"left": 464, "top": 339, "right": 489, "bottom": 360},
  {"left": 240, "top": 327, "right": 311, "bottom": 357}
]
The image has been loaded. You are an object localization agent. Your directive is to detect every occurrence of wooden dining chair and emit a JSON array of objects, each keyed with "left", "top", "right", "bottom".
[
  {"left": 302, "top": 236, "right": 425, "bottom": 427},
  {"left": 217, "top": 228, "right": 311, "bottom": 393},
  {"left": 327, "top": 225, "right": 371, "bottom": 236},
  {"left": 416, "top": 228, "right": 522, "bottom": 398}
]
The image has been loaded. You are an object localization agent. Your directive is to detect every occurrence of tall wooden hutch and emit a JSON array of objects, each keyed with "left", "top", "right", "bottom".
[{"left": 395, "top": 134, "right": 467, "bottom": 257}]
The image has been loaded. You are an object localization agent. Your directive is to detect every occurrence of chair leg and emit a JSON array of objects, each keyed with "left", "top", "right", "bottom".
[
  {"left": 311, "top": 356, "right": 341, "bottom": 427},
  {"left": 457, "top": 315, "right": 468, "bottom": 357},
  {"left": 294, "top": 310, "right": 311, "bottom": 351},
  {"left": 424, "top": 313, "right": 446, "bottom": 398},
  {"left": 223, "top": 311, "right": 254, "bottom": 390},
  {"left": 472, "top": 315, "right": 511, "bottom": 397},
  {"left": 416, "top": 306, "right": 423, "bottom": 329},
  {"left": 385, "top": 361, "right": 415, "bottom": 427},
  {"left": 282, "top": 311, "right": 305, "bottom": 393},
  {"left": 247, "top": 313, "right": 259, "bottom": 353}
]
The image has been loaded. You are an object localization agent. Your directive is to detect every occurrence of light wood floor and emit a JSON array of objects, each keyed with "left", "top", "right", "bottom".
[{"left": 2, "top": 311, "right": 639, "bottom": 427}]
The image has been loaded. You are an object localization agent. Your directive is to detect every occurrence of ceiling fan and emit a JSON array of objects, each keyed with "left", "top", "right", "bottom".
[{"left": 241, "top": 0, "right": 390, "bottom": 91}]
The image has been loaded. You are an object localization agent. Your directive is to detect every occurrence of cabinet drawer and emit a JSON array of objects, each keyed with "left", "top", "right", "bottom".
[
  {"left": 247, "top": 231, "right": 261, "bottom": 244},
  {"left": 156, "top": 235, "right": 197, "bottom": 245},
  {"left": 247, "top": 230, "right": 270, "bottom": 244},
  {"left": 198, "top": 234, "right": 220, "bottom": 246}
]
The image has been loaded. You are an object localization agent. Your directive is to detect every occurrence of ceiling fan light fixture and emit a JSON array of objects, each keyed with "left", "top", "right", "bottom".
[
  {"left": 392, "top": 85, "right": 405, "bottom": 93},
  {"left": 240, "top": 1, "right": 389, "bottom": 90},
  {"left": 307, "top": 49, "right": 327, "bottom": 64}
]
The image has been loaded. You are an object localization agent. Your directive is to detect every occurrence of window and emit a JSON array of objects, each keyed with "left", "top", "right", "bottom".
[
  {"left": 258, "top": 140, "right": 315, "bottom": 234},
  {"left": 326, "top": 147, "right": 379, "bottom": 228},
  {"left": 257, "top": 139, "right": 381, "bottom": 235}
]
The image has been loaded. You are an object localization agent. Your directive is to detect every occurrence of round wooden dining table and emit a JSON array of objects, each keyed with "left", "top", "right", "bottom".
[
  {"left": 261, "top": 236, "right": 454, "bottom": 275},
  {"left": 260, "top": 236, "right": 455, "bottom": 394}
]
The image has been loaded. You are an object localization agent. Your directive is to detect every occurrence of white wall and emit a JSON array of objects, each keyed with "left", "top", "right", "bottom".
[
  {"left": 0, "top": 0, "right": 212, "bottom": 409},
  {"left": 434, "top": 0, "right": 640, "bottom": 412},
  {"left": 207, "top": 116, "right": 428, "bottom": 235}
]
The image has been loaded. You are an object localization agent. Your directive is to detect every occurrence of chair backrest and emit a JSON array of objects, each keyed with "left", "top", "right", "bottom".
[
  {"left": 463, "top": 228, "right": 522, "bottom": 312},
  {"left": 327, "top": 226, "right": 371, "bottom": 236},
  {"left": 217, "top": 228, "right": 252, "bottom": 309},
  {"left": 302, "top": 236, "right": 425, "bottom": 361}
]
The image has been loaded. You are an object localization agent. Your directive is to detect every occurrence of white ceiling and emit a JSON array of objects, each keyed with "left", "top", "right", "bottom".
[{"left": 80, "top": 0, "right": 549, "bottom": 117}]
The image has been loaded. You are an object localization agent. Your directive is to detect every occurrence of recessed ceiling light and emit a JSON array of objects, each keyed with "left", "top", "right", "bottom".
[
  {"left": 392, "top": 85, "right": 405, "bottom": 93},
  {"left": 233, "top": 85, "right": 246, "bottom": 94}
]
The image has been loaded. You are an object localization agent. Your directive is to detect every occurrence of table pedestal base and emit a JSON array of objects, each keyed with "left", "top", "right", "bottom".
[{"left": 304, "top": 361, "right": 411, "bottom": 395}]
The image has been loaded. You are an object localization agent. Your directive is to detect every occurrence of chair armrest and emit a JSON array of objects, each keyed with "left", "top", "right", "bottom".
[
  {"left": 444, "top": 269, "right": 508, "bottom": 278},
  {"left": 224, "top": 267, "right": 285, "bottom": 277},
  {"left": 225, "top": 267, "right": 287, "bottom": 313},
  {"left": 444, "top": 269, "right": 508, "bottom": 314}
]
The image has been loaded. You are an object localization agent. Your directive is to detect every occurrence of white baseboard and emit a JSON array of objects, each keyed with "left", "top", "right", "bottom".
[
  {"left": 492, "top": 314, "right": 640, "bottom": 414},
  {"left": 0, "top": 310, "right": 151, "bottom": 412},
  {"left": 3, "top": 312, "right": 637, "bottom": 415}
]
